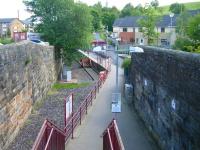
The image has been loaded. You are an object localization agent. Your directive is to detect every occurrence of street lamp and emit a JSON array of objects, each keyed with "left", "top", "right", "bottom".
[{"left": 169, "top": 13, "right": 174, "bottom": 28}]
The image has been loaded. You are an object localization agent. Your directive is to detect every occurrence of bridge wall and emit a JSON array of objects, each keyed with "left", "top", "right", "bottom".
[
  {"left": 130, "top": 46, "right": 200, "bottom": 150},
  {"left": 0, "top": 41, "right": 59, "bottom": 149}
]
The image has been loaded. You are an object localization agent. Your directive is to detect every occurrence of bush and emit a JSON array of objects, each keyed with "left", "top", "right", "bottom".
[
  {"left": 173, "top": 37, "right": 193, "bottom": 52},
  {"left": 121, "top": 58, "right": 131, "bottom": 69}
]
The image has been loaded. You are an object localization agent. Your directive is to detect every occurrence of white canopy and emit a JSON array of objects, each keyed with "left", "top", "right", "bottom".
[{"left": 129, "top": 46, "right": 144, "bottom": 53}]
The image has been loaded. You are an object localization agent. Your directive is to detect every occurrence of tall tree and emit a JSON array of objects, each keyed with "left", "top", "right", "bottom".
[
  {"left": 169, "top": 3, "right": 185, "bottom": 14},
  {"left": 120, "top": 3, "right": 134, "bottom": 17},
  {"left": 138, "top": 6, "right": 160, "bottom": 44},
  {"left": 176, "top": 10, "right": 190, "bottom": 36},
  {"left": 102, "top": 7, "right": 120, "bottom": 31},
  {"left": 24, "top": 0, "right": 92, "bottom": 65}
]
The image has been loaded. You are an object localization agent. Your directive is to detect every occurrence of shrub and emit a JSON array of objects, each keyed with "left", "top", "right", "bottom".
[{"left": 121, "top": 58, "right": 131, "bottom": 69}]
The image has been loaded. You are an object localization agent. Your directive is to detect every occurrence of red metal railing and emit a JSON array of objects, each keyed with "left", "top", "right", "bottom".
[
  {"left": 32, "top": 119, "right": 66, "bottom": 150},
  {"left": 103, "top": 119, "right": 125, "bottom": 150},
  {"left": 64, "top": 72, "right": 108, "bottom": 141}
]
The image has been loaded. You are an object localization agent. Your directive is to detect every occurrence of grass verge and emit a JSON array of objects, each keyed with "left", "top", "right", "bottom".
[{"left": 52, "top": 82, "right": 91, "bottom": 90}]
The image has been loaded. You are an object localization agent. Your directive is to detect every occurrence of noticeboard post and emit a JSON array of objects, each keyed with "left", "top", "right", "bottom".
[{"left": 64, "top": 93, "right": 73, "bottom": 127}]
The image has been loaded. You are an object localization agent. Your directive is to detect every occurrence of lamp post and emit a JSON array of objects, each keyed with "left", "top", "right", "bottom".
[
  {"left": 169, "top": 13, "right": 174, "bottom": 28},
  {"left": 169, "top": 13, "right": 174, "bottom": 46}
]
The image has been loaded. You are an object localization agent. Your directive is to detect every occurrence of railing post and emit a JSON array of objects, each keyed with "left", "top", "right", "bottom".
[
  {"left": 91, "top": 91, "right": 93, "bottom": 106},
  {"left": 95, "top": 86, "right": 96, "bottom": 99},
  {"left": 80, "top": 107, "right": 81, "bottom": 125},
  {"left": 86, "top": 98, "right": 88, "bottom": 114},
  {"left": 71, "top": 113, "right": 74, "bottom": 139}
]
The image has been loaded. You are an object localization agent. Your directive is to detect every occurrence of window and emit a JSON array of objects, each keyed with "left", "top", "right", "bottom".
[
  {"left": 2, "top": 24, "right": 7, "bottom": 27},
  {"left": 123, "top": 28, "right": 127, "bottom": 32},
  {"left": 161, "top": 39, "right": 168, "bottom": 46},
  {"left": 161, "top": 27, "right": 165, "bottom": 33},
  {"left": 133, "top": 28, "right": 135, "bottom": 32},
  {"left": 141, "top": 39, "right": 143, "bottom": 43}
]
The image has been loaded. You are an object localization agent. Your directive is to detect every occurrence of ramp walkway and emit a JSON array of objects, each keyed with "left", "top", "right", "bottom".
[{"left": 66, "top": 62, "right": 159, "bottom": 150}]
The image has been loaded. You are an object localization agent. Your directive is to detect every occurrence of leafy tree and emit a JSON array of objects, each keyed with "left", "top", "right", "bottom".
[
  {"left": 151, "top": 0, "right": 159, "bottom": 8},
  {"left": 176, "top": 10, "right": 190, "bottom": 36},
  {"left": 120, "top": 3, "right": 143, "bottom": 17},
  {"left": 138, "top": 6, "right": 160, "bottom": 44},
  {"left": 186, "top": 14, "right": 200, "bottom": 42},
  {"left": 90, "top": 9, "right": 102, "bottom": 31},
  {"left": 169, "top": 3, "right": 185, "bottom": 14},
  {"left": 102, "top": 7, "right": 120, "bottom": 31},
  {"left": 173, "top": 14, "right": 200, "bottom": 53},
  {"left": 24, "top": 0, "right": 92, "bottom": 66},
  {"left": 120, "top": 3, "right": 134, "bottom": 17}
]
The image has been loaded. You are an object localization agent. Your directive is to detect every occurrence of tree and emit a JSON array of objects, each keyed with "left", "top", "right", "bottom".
[
  {"left": 24, "top": 0, "right": 92, "bottom": 65},
  {"left": 138, "top": 6, "right": 160, "bottom": 44},
  {"left": 173, "top": 14, "right": 200, "bottom": 53},
  {"left": 120, "top": 3, "right": 143, "bottom": 17},
  {"left": 151, "top": 0, "right": 159, "bottom": 8},
  {"left": 102, "top": 7, "right": 120, "bottom": 31},
  {"left": 186, "top": 14, "right": 200, "bottom": 42},
  {"left": 169, "top": 3, "right": 185, "bottom": 14},
  {"left": 176, "top": 10, "right": 190, "bottom": 36}
]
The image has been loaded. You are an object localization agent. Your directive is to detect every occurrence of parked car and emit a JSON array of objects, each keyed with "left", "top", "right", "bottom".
[{"left": 30, "top": 39, "right": 49, "bottom": 46}]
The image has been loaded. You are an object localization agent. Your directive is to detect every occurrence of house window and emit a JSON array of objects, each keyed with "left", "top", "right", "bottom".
[
  {"left": 123, "top": 28, "right": 127, "bottom": 32},
  {"left": 161, "top": 27, "right": 165, "bottom": 33},
  {"left": 141, "top": 39, "right": 143, "bottom": 43},
  {"left": 161, "top": 39, "right": 168, "bottom": 46},
  {"left": 2, "top": 24, "right": 7, "bottom": 27},
  {"left": 133, "top": 28, "right": 135, "bottom": 32}
]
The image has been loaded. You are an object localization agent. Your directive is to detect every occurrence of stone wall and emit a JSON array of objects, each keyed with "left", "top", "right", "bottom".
[
  {"left": 0, "top": 41, "right": 58, "bottom": 149},
  {"left": 130, "top": 46, "right": 200, "bottom": 150}
]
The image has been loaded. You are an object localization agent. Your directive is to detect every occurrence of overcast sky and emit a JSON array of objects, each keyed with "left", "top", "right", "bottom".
[{"left": 0, "top": 0, "right": 199, "bottom": 20}]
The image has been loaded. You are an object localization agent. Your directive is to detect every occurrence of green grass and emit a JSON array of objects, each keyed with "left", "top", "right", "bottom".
[
  {"left": 0, "top": 38, "right": 14, "bottom": 45},
  {"left": 52, "top": 82, "right": 91, "bottom": 90},
  {"left": 159, "top": 2, "right": 200, "bottom": 15}
]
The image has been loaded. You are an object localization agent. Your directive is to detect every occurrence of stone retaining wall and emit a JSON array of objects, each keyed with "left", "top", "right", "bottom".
[
  {"left": 0, "top": 41, "right": 58, "bottom": 149},
  {"left": 130, "top": 46, "right": 200, "bottom": 150}
]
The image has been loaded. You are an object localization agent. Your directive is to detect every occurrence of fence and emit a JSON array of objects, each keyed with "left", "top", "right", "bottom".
[
  {"left": 103, "top": 119, "right": 125, "bottom": 150},
  {"left": 32, "top": 119, "right": 66, "bottom": 150}
]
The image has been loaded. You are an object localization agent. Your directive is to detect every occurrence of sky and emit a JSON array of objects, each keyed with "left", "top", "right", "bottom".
[{"left": 0, "top": 0, "right": 199, "bottom": 20}]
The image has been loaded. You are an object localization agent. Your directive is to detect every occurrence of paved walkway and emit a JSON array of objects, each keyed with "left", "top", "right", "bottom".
[{"left": 66, "top": 63, "right": 159, "bottom": 150}]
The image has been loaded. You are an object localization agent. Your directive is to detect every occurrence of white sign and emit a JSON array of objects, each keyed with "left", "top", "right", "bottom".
[
  {"left": 112, "top": 93, "right": 121, "bottom": 103},
  {"left": 66, "top": 95, "right": 73, "bottom": 120},
  {"left": 67, "top": 71, "right": 72, "bottom": 81},
  {"left": 112, "top": 102, "right": 121, "bottom": 113}
]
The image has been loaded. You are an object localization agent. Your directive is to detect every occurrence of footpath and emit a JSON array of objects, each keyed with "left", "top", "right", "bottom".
[{"left": 66, "top": 63, "right": 159, "bottom": 150}]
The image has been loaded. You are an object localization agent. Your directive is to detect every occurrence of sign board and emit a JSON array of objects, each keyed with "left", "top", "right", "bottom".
[
  {"left": 112, "top": 93, "right": 121, "bottom": 103},
  {"left": 112, "top": 101, "right": 121, "bottom": 113},
  {"left": 112, "top": 93, "right": 121, "bottom": 113},
  {"left": 65, "top": 94, "right": 73, "bottom": 125}
]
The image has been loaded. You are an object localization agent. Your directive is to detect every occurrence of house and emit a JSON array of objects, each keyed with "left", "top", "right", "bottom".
[
  {"left": 0, "top": 18, "right": 25, "bottom": 38},
  {"left": 113, "top": 9, "right": 200, "bottom": 46},
  {"left": 113, "top": 15, "right": 177, "bottom": 46}
]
